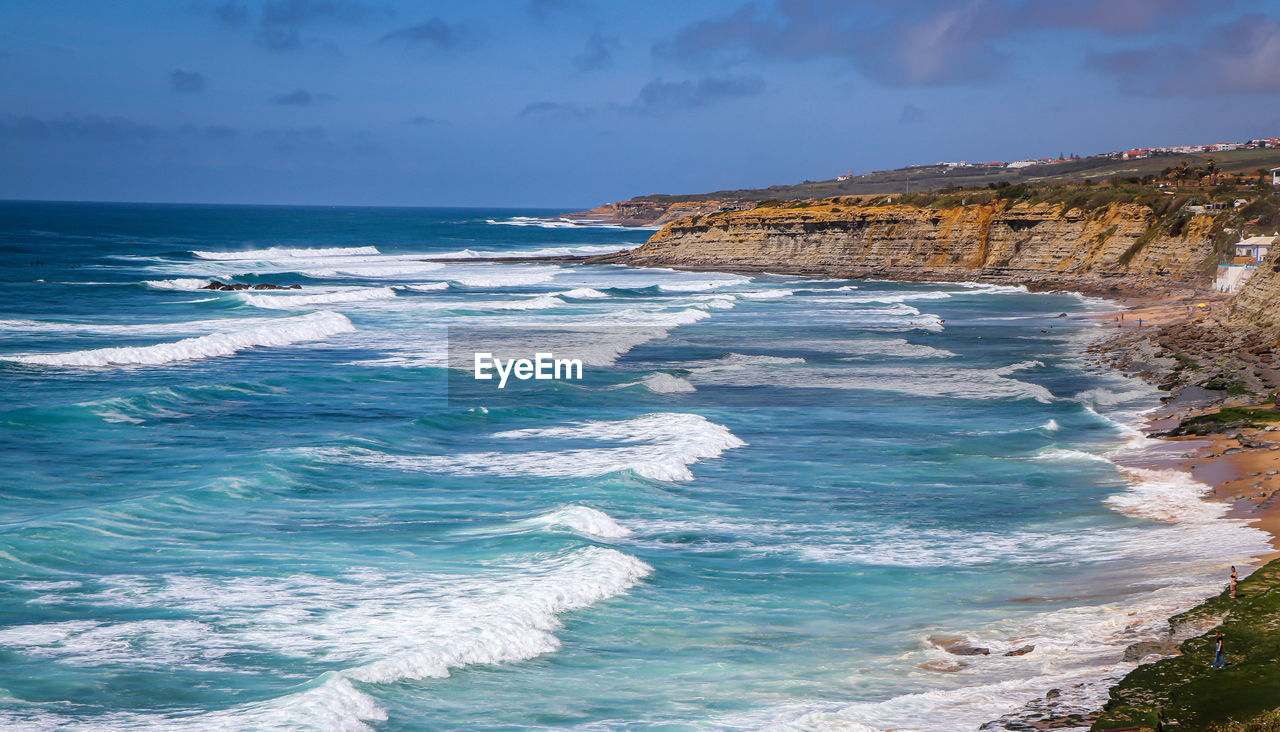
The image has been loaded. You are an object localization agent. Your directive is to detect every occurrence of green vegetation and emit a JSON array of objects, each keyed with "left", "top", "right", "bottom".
[
  {"left": 633, "top": 147, "right": 1280, "bottom": 203},
  {"left": 1094, "top": 559, "right": 1280, "bottom": 730},
  {"left": 1173, "top": 353, "right": 1202, "bottom": 372},
  {"left": 1159, "top": 406, "right": 1278, "bottom": 436}
]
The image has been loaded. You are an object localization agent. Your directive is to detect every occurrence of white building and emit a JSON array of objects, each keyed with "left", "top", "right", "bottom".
[
  {"left": 1236, "top": 235, "right": 1277, "bottom": 263},
  {"left": 1272, "top": 167, "right": 1280, "bottom": 186}
]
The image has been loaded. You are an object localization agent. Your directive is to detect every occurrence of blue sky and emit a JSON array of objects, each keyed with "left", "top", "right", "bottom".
[{"left": 2, "top": 0, "right": 1279, "bottom": 208}]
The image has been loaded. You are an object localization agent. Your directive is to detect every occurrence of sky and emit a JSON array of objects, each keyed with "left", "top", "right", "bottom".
[{"left": 2, "top": 0, "right": 1280, "bottom": 208}]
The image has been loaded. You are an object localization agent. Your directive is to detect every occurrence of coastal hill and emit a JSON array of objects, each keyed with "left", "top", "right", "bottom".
[{"left": 573, "top": 146, "right": 1280, "bottom": 227}]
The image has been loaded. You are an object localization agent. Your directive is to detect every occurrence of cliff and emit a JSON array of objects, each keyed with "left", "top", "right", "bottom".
[
  {"left": 1230, "top": 248, "right": 1280, "bottom": 331},
  {"left": 567, "top": 199, "right": 749, "bottom": 227},
  {"left": 620, "top": 199, "right": 1222, "bottom": 293}
]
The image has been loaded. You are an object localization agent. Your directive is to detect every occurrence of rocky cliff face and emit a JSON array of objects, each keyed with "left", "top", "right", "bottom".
[
  {"left": 1230, "top": 250, "right": 1280, "bottom": 330},
  {"left": 621, "top": 200, "right": 1220, "bottom": 292}
]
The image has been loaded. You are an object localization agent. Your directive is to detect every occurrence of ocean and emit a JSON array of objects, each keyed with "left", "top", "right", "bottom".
[{"left": 0, "top": 201, "right": 1267, "bottom": 731}]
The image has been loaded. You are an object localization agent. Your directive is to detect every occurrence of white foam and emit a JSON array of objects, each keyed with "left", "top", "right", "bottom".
[
  {"left": 0, "top": 672, "right": 387, "bottom": 732},
  {"left": 956, "top": 282, "right": 1031, "bottom": 295},
  {"left": 432, "top": 243, "right": 628, "bottom": 257},
  {"left": 15, "top": 547, "right": 651, "bottom": 687},
  {"left": 685, "top": 353, "right": 806, "bottom": 371},
  {"left": 995, "top": 360, "right": 1045, "bottom": 375},
  {"left": 836, "top": 338, "right": 957, "bottom": 359},
  {"left": 824, "top": 290, "right": 953, "bottom": 304},
  {"left": 445, "top": 267, "right": 562, "bottom": 287},
  {"left": 1, "top": 548, "right": 650, "bottom": 729},
  {"left": 1107, "top": 468, "right": 1229, "bottom": 524},
  {"left": 658, "top": 278, "right": 749, "bottom": 292},
  {"left": 239, "top": 287, "right": 397, "bottom": 309},
  {"left": 143, "top": 278, "right": 217, "bottom": 291},
  {"left": 402, "top": 281, "right": 449, "bottom": 292},
  {"left": 733, "top": 288, "right": 793, "bottom": 300},
  {"left": 556, "top": 287, "right": 610, "bottom": 299},
  {"left": 1030, "top": 448, "right": 1114, "bottom": 465},
  {"left": 192, "top": 246, "right": 380, "bottom": 260},
  {"left": 522, "top": 506, "right": 632, "bottom": 539},
  {"left": 5, "top": 311, "right": 353, "bottom": 367},
  {"left": 638, "top": 373, "right": 697, "bottom": 394},
  {"left": 681, "top": 361, "right": 1053, "bottom": 403},
  {"left": 309, "top": 413, "right": 744, "bottom": 482},
  {"left": 300, "top": 261, "right": 446, "bottom": 279}
]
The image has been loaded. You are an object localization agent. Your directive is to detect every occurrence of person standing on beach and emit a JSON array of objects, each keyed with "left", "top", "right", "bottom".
[
  {"left": 1212, "top": 630, "right": 1226, "bottom": 669},
  {"left": 1231, "top": 566, "right": 1239, "bottom": 599}
]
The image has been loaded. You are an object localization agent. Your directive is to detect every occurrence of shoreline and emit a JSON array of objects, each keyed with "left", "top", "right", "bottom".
[
  {"left": 1088, "top": 293, "right": 1280, "bottom": 559},
  {"left": 445, "top": 250, "right": 1280, "bottom": 726}
]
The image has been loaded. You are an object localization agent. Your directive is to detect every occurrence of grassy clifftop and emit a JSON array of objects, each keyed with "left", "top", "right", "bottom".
[
  {"left": 1094, "top": 559, "right": 1280, "bottom": 731},
  {"left": 630, "top": 147, "right": 1280, "bottom": 203}
]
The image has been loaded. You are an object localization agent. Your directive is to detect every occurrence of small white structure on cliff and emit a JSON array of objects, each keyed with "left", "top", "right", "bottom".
[{"left": 1215, "top": 264, "right": 1256, "bottom": 293}]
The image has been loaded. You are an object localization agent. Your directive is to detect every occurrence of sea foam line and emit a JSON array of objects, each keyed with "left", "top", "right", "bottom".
[
  {"left": 4, "top": 311, "right": 353, "bottom": 367},
  {"left": 192, "top": 246, "right": 379, "bottom": 260},
  {"left": 307, "top": 412, "right": 744, "bottom": 482},
  {"left": 239, "top": 287, "right": 397, "bottom": 309}
]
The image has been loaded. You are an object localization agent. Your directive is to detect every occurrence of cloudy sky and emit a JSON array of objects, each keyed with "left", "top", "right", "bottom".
[{"left": 2, "top": 0, "right": 1279, "bottom": 208}]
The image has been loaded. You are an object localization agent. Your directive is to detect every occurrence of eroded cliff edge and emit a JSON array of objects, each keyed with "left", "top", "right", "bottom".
[{"left": 619, "top": 198, "right": 1222, "bottom": 294}]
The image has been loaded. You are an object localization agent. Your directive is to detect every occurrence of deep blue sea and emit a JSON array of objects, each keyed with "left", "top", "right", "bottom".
[{"left": 0, "top": 201, "right": 1267, "bottom": 731}]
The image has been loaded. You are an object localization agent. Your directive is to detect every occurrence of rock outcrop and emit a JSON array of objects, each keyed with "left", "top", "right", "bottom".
[{"left": 621, "top": 200, "right": 1220, "bottom": 293}]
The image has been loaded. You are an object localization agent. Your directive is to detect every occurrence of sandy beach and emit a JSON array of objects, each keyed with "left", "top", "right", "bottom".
[{"left": 1091, "top": 292, "right": 1280, "bottom": 559}]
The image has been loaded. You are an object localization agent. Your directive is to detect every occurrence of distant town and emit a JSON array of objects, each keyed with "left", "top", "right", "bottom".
[{"left": 835, "top": 136, "right": 1280, "bottom": 181}]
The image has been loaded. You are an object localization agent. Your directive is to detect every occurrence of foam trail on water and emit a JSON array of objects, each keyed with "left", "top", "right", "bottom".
[
  {"left": 307, "top": 413, "right": 744, "bottom": 482},
  {"left": 401, "top": 282, "right": 449, "bottom": 292},
  {"left": 556, "top": 287, "right": 610, "bottom": 299},
  {"left": 445, "top": 268, "right": 562, "bottom": 287},
  {"left": 239, "top": 287, "right": 397, "bottom": 309},
  {"left": 520, "top": 506, "right": 632, "bottom": 539},
  {"left": 143, "top": 278, "right": 218, "bottom": 291},
  {"left": 637, "top": 373, "right": 697, "bottom": 394},
  {"left": 192, "top": 246, "right": 380, "bottom": 260},
  {"left": 5, "top": 311, "right": 353, "bottom": 367},
  {"left": 1030, "top": 448, "right": 1114, "bottom": 464}
]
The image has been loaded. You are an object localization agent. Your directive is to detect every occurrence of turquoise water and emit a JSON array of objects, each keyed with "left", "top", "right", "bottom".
[{"left": 0, "top": 201, "right": 1267, "bottom": 731}]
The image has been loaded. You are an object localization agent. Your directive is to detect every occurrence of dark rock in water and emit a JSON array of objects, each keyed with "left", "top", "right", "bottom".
[
  {"left": 1004, "top": 644, "right": 1035, "bottom": 656},
  {"left": 1045, "top": 689, "right": 1060, "bottom": 699},
  {"left": 918, "top": 659, "right": 969, "bottom": 672},
  {"left": 1223, "top": 447, "right": 1244, "bottom": 455},
  {"left": 929, "top": 635, "right": 991, "bottom": 656},
  {"left": 201, "top": 280, "right": 300, "bottom": 291},
  {"left": 1058, "top": 313, "right": 1068, "bottom": 317}
]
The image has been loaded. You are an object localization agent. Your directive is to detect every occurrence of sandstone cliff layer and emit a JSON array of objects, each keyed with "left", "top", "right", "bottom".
[
  {"left": 1230, "top": 249, "right": 1280, "bottom": 330},
  {"left": 621, "top": 200, "right": 1220, "bottom": 293}
]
